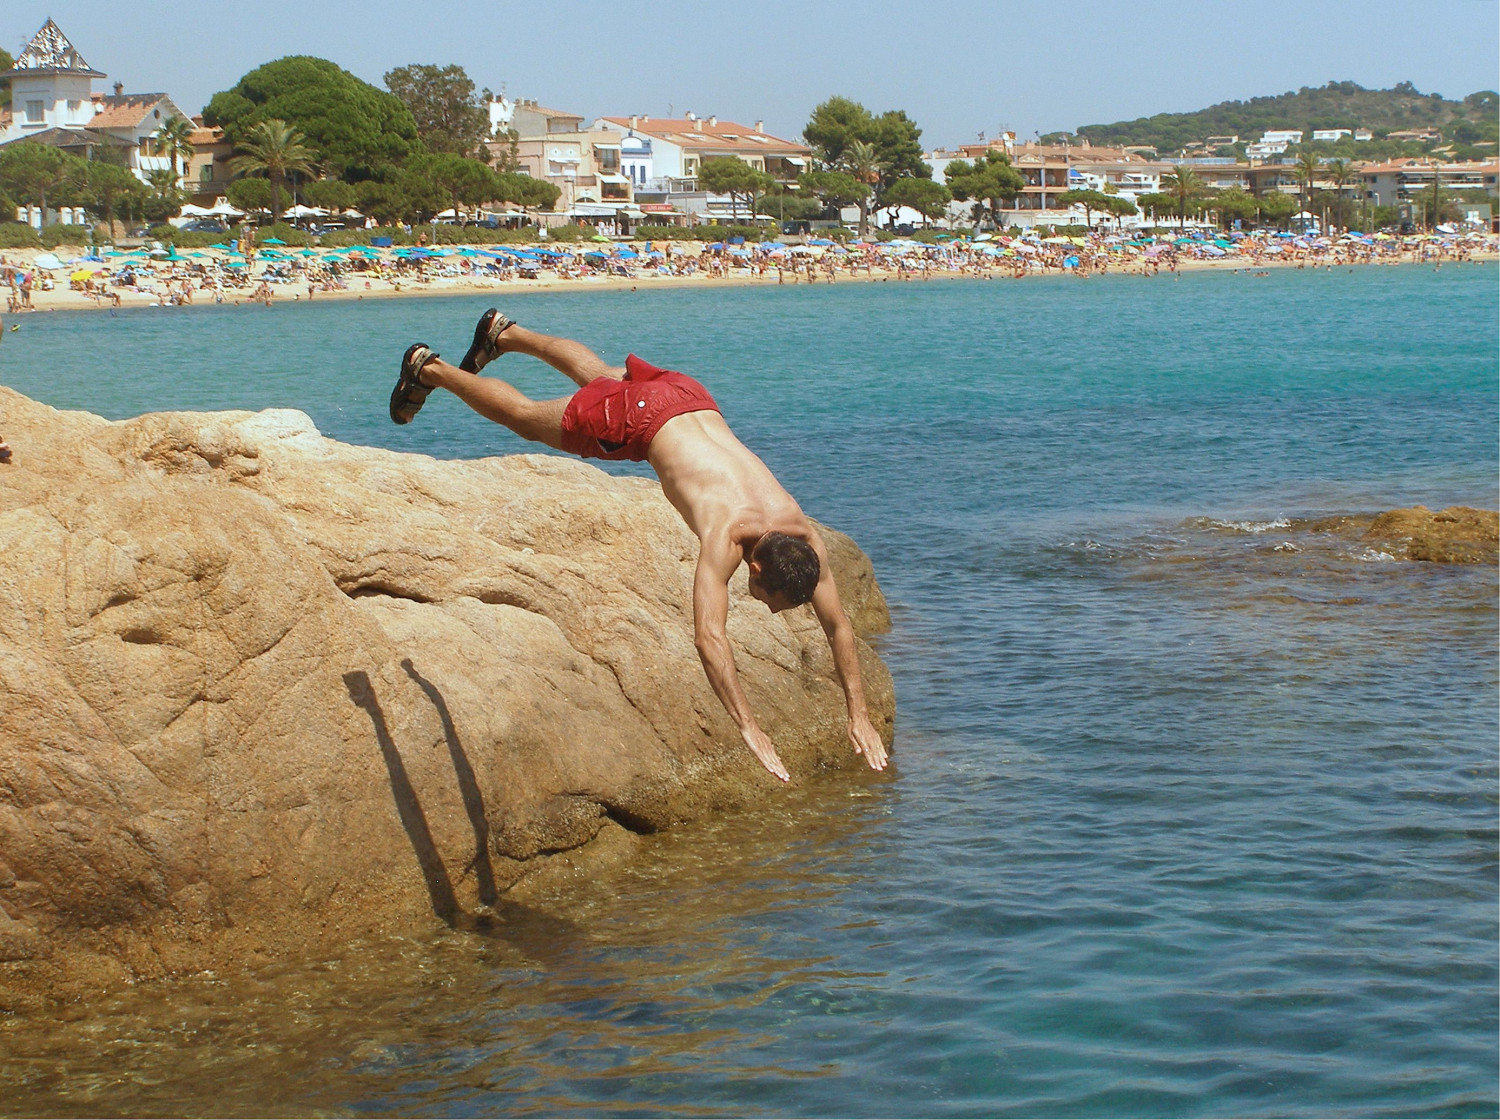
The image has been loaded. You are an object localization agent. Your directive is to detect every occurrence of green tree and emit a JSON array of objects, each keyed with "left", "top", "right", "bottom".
[
  {"left": 799, "top": 169, "right": 866, "bottom": 227},
  {"left": 85, "top": 161, "right": 144, "bottom": 237},
  {"left": 944, "top": 152, "right": 1025, "bottom": 229},
  {"left": 228, "top": 119, "right": 317, "bottom": 224},
  {"left": 754, "top": 186, "right": 825, "bottom": 223},
  {"left": 1161, "top": 165, "right": 1203, "bottom": 230},
  {"left": 871, "top": 109, "right": 930, "bottom": 189},
  {"left": 840, "top": 139, "right": 886, "bottom": 236},
  {"left": 698, "top": 156, "right": 774, "bottom": 225},
  {"left": 204, "top": 56, "right": 419, "bottom": 180},
  {"left": 303, "top": 178, "right": 356, "bottom": 214},
  {"left": 0, "top": 48, "right": 13, "bottom": 112},
  {"left": 803, "top": 96, "right": 874, "bottom": 167},
  {"left": 353, "top": 179, "right": 406, "bottom": 225},
  {"left": 494, "top": 171, "right": 560, "bottom": 212},
  {"left": 1256, "top": 191, "right": 1298, "bottom": 229},
  {"left": 1102, "top": 194, "right": 1139, "bottom": 228},
  {"left": 1292, "top": 152, "right": 1321, "bottom": 221},
  {"left": 1054, "top": 188, "right": 1113, "bottom": 229},
  {"left": 142, "top": 167, "right": 184, "bottom": 223},
  {"left": 384, "top": 63, "right": 490, "bottom": 156},
  {"left": 0, "top": 142, "right": 81, "bottom": 224},
  {"left": 880, "top": 177, "right": 952, "bottom": 228},
  {"left": 153, "top": 114, "right": 196, "bottom": 185},
  {"left": 397, "top": 153, "right": 497, "bottom": 220},
  {"left": 804, "top": 98, "right": 932, "bottom": 233},
  {"left": 1324, "top": 158, "right": 1353, "bottom": 231},
  {"left": 226, "top": 176, "right": 273, "bottom": 216},
  {"left": 1208, "top": 186, "right": 1259, "bottom": 229}
]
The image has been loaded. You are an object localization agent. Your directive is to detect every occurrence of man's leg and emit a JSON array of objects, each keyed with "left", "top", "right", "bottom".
[
  {"left": 418, "top": 355, "right": 571, "bottom": 450},
  {"left": 468, "top": 310, "right": 623, "bottom": 387},
  {"left": 497, "top": 325, "right": 624, "bottom": 387}
]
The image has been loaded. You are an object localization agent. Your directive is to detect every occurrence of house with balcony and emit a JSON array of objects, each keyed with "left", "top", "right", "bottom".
[
  {"left": 1, "top": 19, "right": 193, "bottom": 225},
  {"left": 182, "top": 121, "right": 239, "bottom": 209},
  {"left": 591, "top": 114, "right": 811, "bottom": 219}
]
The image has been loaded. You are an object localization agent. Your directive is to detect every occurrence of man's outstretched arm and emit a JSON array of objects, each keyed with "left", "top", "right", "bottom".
[
  {"left": 693, "top": 535, "right": 790, "bottom": 781},
  {"left": 807, "top": 529, "right": 889, "bottom": 771}
]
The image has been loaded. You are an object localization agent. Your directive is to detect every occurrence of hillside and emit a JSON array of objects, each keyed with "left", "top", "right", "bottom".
[{"left": 1068, "top": 82, "right": 1498, "bottom": 155}]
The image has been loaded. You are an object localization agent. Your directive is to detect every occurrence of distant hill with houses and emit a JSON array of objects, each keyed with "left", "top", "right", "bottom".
[{"left": 1064, "top": 82, "right": 1499, "bottom": 157}]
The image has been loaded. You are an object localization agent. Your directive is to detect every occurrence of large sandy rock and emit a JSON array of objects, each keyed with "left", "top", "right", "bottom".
[{"left": 0, "top": 387, "right": 892, "bottom": 994}]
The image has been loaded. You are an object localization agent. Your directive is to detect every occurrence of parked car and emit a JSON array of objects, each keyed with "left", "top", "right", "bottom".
[{"left": 179, "top": 219, "right": 229, "bottom": 234}]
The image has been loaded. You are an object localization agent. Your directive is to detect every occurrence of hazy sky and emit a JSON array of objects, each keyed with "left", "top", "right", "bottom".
[{"left": 6, "top": 0, "right": 1498, "bottom": 148}]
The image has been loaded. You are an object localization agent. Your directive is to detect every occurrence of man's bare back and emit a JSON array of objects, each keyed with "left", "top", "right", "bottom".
[{"left": 392, "top": 311, "right": 889, "bottom": 781}]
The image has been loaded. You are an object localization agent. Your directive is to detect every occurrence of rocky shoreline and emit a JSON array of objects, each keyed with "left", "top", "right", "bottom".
[{"left": 0, "top": 387, "right": 894, "bottom": 1005}]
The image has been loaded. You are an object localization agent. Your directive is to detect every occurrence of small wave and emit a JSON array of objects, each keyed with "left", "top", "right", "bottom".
[
  {"left": 1353, "top": 547, "right": 1397, "bottom": 562},
  {"left": 1197, "top": 517, "right": 1294, "bottom": 534}
]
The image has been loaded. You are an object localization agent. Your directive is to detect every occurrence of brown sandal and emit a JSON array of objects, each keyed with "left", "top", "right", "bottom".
[
  {"left": 458, "top": 308, "right": 515, "bottom": 373},
  {"left": 390, "top": 343, "right": 439, "bottom": 425}
]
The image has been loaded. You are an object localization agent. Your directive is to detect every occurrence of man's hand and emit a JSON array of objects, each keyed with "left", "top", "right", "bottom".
[
  {"left": 849, "top": 711, "right": 888, "bottom": 771},
  {"left": 741, "top": 726, "right": 790, "bottom": 782}
]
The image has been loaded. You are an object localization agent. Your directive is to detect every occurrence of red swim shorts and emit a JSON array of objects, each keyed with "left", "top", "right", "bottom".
[{"left": 560, "top": 354, "right": 719, "bottom": 461}]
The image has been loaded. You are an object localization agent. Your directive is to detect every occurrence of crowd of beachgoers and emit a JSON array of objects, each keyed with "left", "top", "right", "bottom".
[{"left": 1, "top": 227, "right": 1494, "bottom": 313}]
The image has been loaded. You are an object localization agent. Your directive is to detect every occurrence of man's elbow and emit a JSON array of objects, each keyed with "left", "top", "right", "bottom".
[{"left": 694, "top": 630, "right": 727, "bottom": 660}]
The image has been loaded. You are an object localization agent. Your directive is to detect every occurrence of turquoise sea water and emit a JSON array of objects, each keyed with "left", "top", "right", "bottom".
[{"left": 1, "top": 265, "right": 1496, "bottom": 1118}]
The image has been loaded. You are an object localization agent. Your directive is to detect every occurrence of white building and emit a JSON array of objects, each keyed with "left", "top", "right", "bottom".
[
  {"left": 1, "top": 19, "right": 193, "bottom": 225},
  {"left": 1311, "top": 128, "right": 1352, "bottom": 142}
]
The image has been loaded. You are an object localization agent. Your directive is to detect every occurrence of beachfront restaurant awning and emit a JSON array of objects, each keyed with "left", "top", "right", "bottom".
[
  {"left": 567, "top": 203, "right": 621, "bottom": 217},
  {"left": 597, "top": 174, "right": 631, "bottom": 184}
]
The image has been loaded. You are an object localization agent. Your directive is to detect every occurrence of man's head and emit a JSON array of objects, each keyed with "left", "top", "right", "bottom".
[{"left": 747, "top": 532, "right": 820, "bottom": 613}]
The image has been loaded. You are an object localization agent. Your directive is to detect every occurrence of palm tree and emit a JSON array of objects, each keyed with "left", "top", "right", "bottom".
[
  {"left": 228, "top": 119, "right": 316, "bottom": 225},
  {"left": 1293, "top": 152, "right": 1321, "bottom": 228},
  {"left": 1162, "top": 165, "right": 1201, "bottom": 231},
  {"left": 1325, "top": 158, "right": 1352, "bottom": 232},
  {"left": 153, "top": 114, "right": 196, "bottom": 188},
  {"left": 840, "top": 139, "right": 884, "bottom": 238}
]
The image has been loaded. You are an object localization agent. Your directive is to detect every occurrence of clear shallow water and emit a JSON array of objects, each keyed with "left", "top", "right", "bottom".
[{"left": 1, "top": 265, "right": 1496, "bottom": 1117}]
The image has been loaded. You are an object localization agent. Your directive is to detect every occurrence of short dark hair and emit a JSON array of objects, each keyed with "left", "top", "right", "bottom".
[{"left": 753, "top": 532, "right": 820, "bottom": 605}]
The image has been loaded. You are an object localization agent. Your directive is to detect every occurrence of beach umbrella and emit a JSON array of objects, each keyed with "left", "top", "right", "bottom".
[
  {"left": 69, "top": 267, "right": 101, "bottom": 281},
  {"left": 1062, "top": 255, "right": 1079, "bottom": 268},
  {"left": 808, "top": 238, "right": 834, "bottom": 246},
  {"left": 590, "top": 235, "right": 611, "bottom": 242},
  {"left": 262, "top": 237, "right": 287, "bottom": 246}
]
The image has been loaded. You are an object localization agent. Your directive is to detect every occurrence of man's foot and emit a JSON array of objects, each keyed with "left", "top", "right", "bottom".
[
  {"left": 390, "top": 343, "right": 440, "bottom": 425},
  {"left": 458, "top": 309, "right": 515, "bottom": 374}
]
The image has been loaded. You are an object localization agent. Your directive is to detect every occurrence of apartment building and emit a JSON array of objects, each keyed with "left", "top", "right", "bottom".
[{"left": 1360, "top": 159, "right": 1499, "bottom": 206}]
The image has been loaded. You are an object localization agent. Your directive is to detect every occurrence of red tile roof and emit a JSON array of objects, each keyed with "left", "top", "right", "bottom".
[
  {"left": 597, "top": 117, "right": 808, "bottom": 155},
  {"left": 89, "top": 93, "right": 173, "bottom": 130}
]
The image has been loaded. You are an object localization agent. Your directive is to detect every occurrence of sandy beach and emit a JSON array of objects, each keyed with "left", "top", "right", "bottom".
[{"left": 2, "top": 236, "right": 1494, "bottom": 316}]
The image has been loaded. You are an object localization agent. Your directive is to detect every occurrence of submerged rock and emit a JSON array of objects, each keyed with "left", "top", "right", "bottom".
[
  {"left": 0, "top": 387, "right": 893, "bottom": 998},
  {"left": 1308, "top": 506, "right": 1499, "bottom": 564}
]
